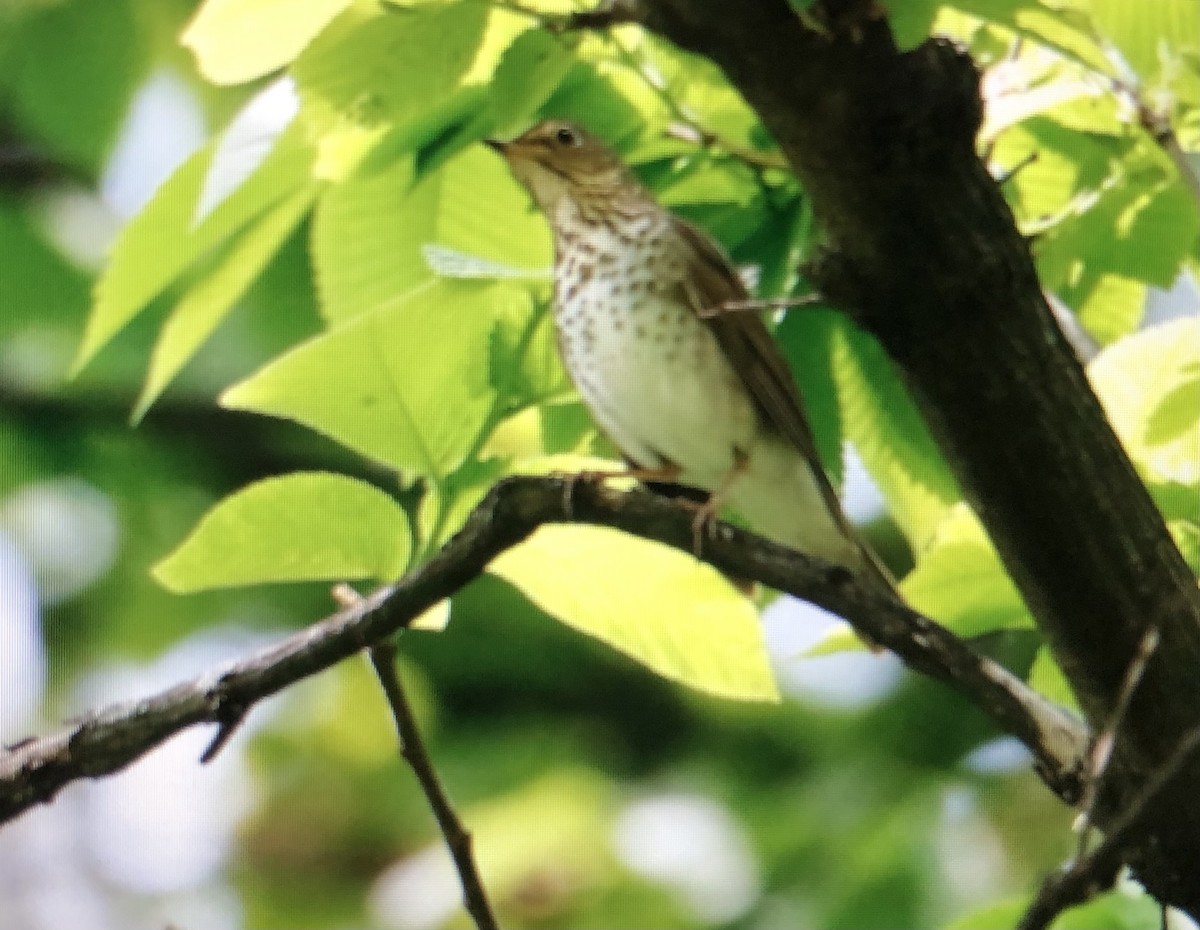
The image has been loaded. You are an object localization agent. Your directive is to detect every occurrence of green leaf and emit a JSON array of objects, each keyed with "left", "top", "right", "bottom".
[
  {"left": 1168, "top": 520, "right": 1200, "bottom": 576},
  {"left": 1061, "top": 271, "right": 1146, "bottom": 345},
  {"left": 196, "top": 76, "right": 301, "bottom": 222},
  {"left": 133, "top": 187, "right": 318, "bottom": 420},
  {"left": 899, "top": 504, "right": 1032, "bottom": 638},
  {"left": 950, "top": 0, "right": 1116, "bottom": 76},
  {"left": 1027, "top": 646, "right": 1079, "bottom": 711},
  {"left": 182, "top": 0, "right": 352, "bottom": 85},
  {"left": 830, "top": 320, "right": 960, "bottom": 552},
  {"left": 1088, "top": 0, "right": 1200, "bottom": 82},
  {"left": 292, "top": 1, "right": 527, "bottom": 177},
  {"left": 888, "top": 0, "right": 941, "bottom": 51},
  {"left": 489, "top": 292, "right": 570, "bottom": 412},
  {"left": 776, "top": 307, "right": 845, "bottom": 487},
  {"left": 1089, "top": 317, "right": 1200, "bottom": 486},
  {"left": 153, "top": 472, "right": 410, "bottom": 593},
  {"left": 490, "top": 525, "right": 780, "bottom": 702},
  {"left": 446, "top": 25, "right": 577, "bottom": 150},
  {"left": 0, "top": 0, "right": 148, "bottom": 171},
  {"left": 221, "top": 279, "right": 502, "bottom": 479},
  {"left": 312, "top": 146, "right": 551, "bottom": 324},
  {"left": 1037, "top": 145, "right": 1200, "bottom": 292},
  {"left": 75, "top": 122, "right": 314, "bottom": 374}
]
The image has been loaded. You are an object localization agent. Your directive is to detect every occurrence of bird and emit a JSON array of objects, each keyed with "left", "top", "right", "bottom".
[{"left": 486, "top": 120, "right": 897, "bottom": 601}]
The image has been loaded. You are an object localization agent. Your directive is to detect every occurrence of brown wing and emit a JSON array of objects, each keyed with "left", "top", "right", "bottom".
[{"left": 670, "top": 216, "right": 852, "bottom": 532}]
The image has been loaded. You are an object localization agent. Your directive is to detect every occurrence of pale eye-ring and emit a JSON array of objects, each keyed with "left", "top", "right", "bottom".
[{"left": 555, "top": 126, "right": 578, "bottom": 146}]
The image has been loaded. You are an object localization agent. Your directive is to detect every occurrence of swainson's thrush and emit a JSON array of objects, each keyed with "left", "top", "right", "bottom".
[{"left": 488, "top": 121, "right": 896, "bottom": 598}]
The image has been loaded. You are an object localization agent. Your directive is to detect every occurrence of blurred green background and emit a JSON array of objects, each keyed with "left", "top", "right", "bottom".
[{"left": 1, "top": 1, "right": 1198, "bottom": 928}]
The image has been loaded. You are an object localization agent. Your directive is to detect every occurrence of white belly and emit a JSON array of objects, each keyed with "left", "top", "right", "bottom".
[{"left": 557, "top": 284, "right": 759, "bottom": 485}]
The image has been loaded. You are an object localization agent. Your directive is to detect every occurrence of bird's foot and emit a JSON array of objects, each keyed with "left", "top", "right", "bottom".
[{"left": 686, "top": 448, "right": 750, "bottom": 558}]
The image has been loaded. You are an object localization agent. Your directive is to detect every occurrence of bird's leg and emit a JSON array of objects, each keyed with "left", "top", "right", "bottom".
[
  {"left": 559, "top": 462, "right": 682, "bottom": 517},
  {"left": 688, "top": 448, "right": 750, "bottom": 557}
]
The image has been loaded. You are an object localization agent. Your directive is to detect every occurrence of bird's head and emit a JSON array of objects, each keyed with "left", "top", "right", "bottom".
[{"left": 486, "top": 120, "right": 637, "bottom": 220}]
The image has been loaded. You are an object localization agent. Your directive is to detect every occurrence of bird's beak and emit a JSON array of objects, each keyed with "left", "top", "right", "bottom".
[{"left": 483, "top": 138, "right": 507, "bottom": 154}]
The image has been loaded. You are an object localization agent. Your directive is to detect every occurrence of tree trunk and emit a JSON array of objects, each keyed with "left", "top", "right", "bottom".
[{"left": 639, "top": 0, "right": 1200, "bottom": 914}]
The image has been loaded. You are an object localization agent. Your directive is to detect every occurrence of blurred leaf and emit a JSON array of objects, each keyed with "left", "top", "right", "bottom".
[
  {"left": 1038, "top": 146, "right": 1200, "bottom": 292},
  {"left": 154, "top": 471, "right": 410, "bottom": 592},
  {"left": 946, "top": 883, "right": 1168, "bottom": 929},
  {"left": 446, "top": 25, "right": 577, "bottom": 151},
  {"left": 292, "top": 1, "right": 527, "bottom": 177},
  {"left": 1088, "top": 0, "right": 1200, "bottom": 81},
  {"left": 0, "top": 204, "right": 89, "bottom": 334},
  {"left": 900, "top": 504, "right": 1032, "bottom": 638},
  {"left": 490, "top": 524, "right": 780, "bottom": 702},
  {"left": 776, "top": 307, "right": 845, "bottom": 486},
  {"left": 0, "top": 0, "right": 148, "bottom": 170},
  {"left": 312, "top": 146, "right": 551, "bottom": 324},
  {"left": 1168, "top": 520, "right": 1200, "bottom": 576},
  {"left": 195, "top": 76, "right": 301, "bottom": 222},
  {"left": 75, "top": 122, "right": 314, "bottom": 373},
  {"left": 1089, "top": 317, "right": 1200, "bottom": 487},
  {"left": 469, "top": 769, "right": 615, "bottom": 909},
  {"left": 182, "top": 0, "right": 352, "bottom": 85},
  {"left": 221, "top": 279, "right": 502, "bottom": 479},
  {"left": 830, "top": 320, "right": 960, "bottom": 552},
  {"left": 951, "top": 0, "right": 1115, "bottom": 75},
  {"left": 1061, "top": 271, "right": 1146, "bottom": 345},
  {"left": 134, "top": 187, "right": 317, "bottom": 419},
  {"left": 888, "top": 0, "right": 941, "bottom": 51},
  {"left": 1027, "top": 646, "right": 1079, "bottom": 712}
]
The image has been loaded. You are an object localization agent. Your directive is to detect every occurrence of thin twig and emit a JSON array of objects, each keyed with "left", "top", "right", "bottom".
[
  {"left": 1111, "top": 77, "right": 1200, "bottom": 209},
  {"left": 697, "top": 295, "right": 825, "bottom": 318},
  {"left": 329, "top": 585, "right": 499, "bottom": 930},
  {"left": 0, "top": 476, "right": 1090, "bottom": 825},
  {"left": 1073, "top": 624, "right": 1161, "bottom": 860},
  {"left": 369, "top": 642, "right": 499, "bottom": 930},
  {"left": 1018, "top": 724, "right": 1200, "bottom": 930}
]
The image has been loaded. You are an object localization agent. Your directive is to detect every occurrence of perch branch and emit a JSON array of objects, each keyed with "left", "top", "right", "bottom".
[{"left": 0, "top": 475, "right": 1088, "bottom": 827}]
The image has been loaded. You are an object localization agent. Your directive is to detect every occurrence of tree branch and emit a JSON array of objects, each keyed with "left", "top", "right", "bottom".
[
  {"left": 1018, "top": 724, "right": 1200, "bottom": 930},
  {"left": 368, "top": 641, "right": 499, "bottom": 930},
  {"left": 629, "top": 0, "right": 1200, "bottom": 912},
  {"left": 0, "top": 475, "right": 1086, "bottom": 826}
]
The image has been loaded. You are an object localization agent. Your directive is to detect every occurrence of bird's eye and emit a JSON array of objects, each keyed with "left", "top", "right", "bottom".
[{"left": 555, "top": 126, "right": 577, "bottom": 146}]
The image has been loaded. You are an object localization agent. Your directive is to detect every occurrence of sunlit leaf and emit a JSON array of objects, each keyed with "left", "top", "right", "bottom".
[
  {"left": 153, "top": 472, "right": 410, "bottom": 592},
  {"left": 75, "top": 122, "right": 314, "bottom": 373},
  {"left": 221, "top": 279, "right": 503, "bottom": 479},
  {"left": 195, "top": 76, "right": 301, "bottom": 222},
  {"left": 490, "top": 524, "right": 780, "bottom": 702},
  {"left": 312, "top": 146, "right": 550, "bottom": 323},
  {"left": 182, "top": 0, "right": 352, "bottom": 85},
  {"left": 291, "top": 1, "right": 528, "bottom": 177},
  {"left": 134, "top": 187, "right": 317, "bottom": 420},
  {"left": 1089, "top": 317, "right": 1200, "bottom": 486},
  {"left": 1088, "top": 0, "right": 1200, "bottom": 81},
  {"left": 900, "top": 504, "right": 1032, "bottom": 638},
  {"left": 830, "top": 320, "right": 960, "bottom": 552}
]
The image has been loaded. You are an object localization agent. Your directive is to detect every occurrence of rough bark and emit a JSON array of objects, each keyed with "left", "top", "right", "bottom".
[{"left": 636, "top": 0, "right": 1200, "bottom": 914}]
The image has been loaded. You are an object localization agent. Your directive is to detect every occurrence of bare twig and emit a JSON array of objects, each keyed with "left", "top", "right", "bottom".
[
  {"left": 0, "top": 475, "right": 1090, "bottom": 826},
  {"left": 1074, "top": 624, "right": 1162, "bottom": 858},
  {"left": 697, "top": 295, "right": 825, "bottom": 318},
  {"left": 1018, "top": 724, "right": 1200, "bottom": 930},
  {"left": 331, "top": 583, "right": 500, "bottom": 930},
  {"left": 369, "top": 643, "right": 499, "bottom": 930},
  {"left": 1110, "top": 78, "right": 1200, "bottom": 209}
]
